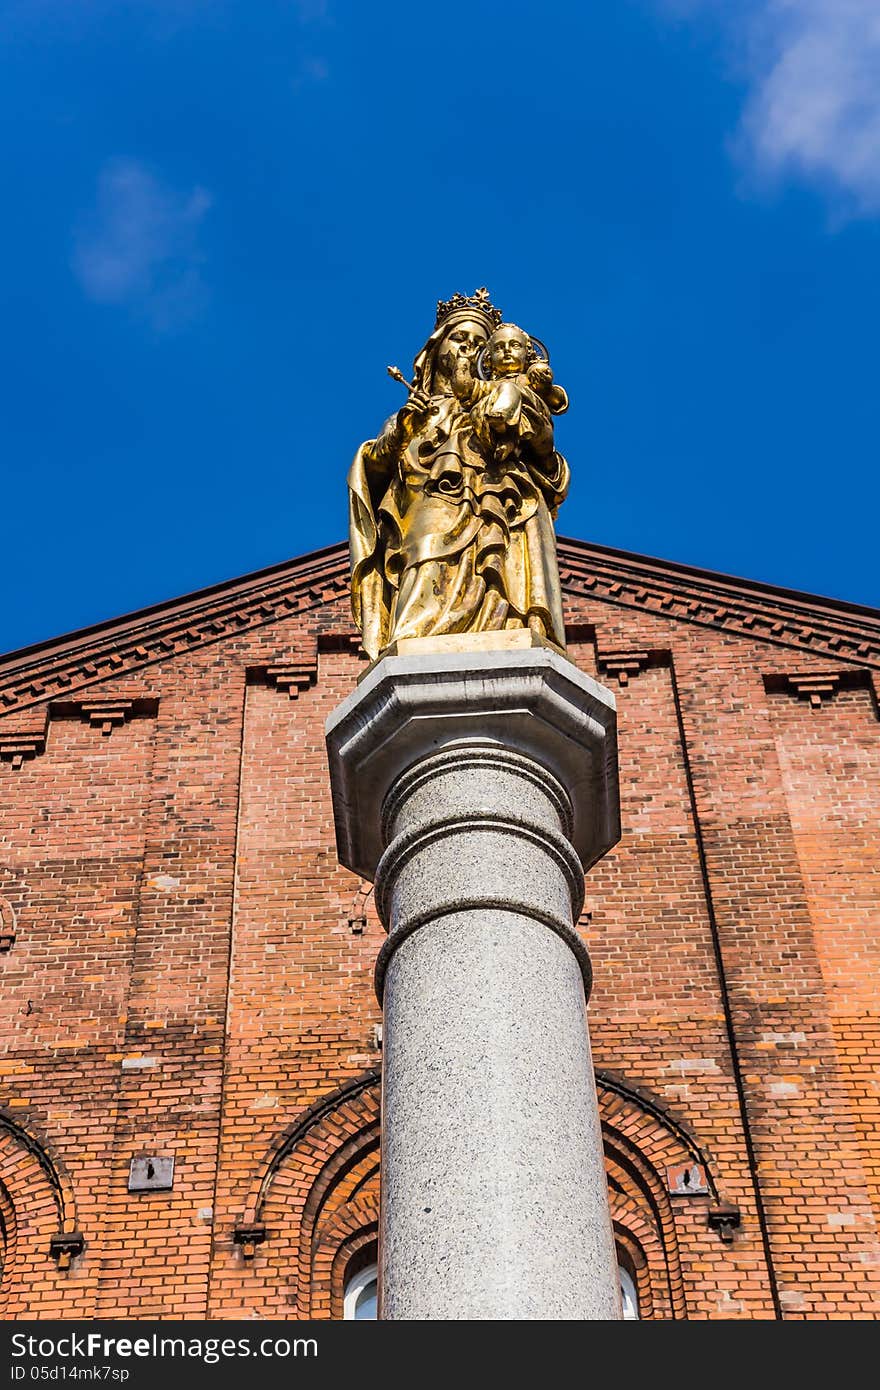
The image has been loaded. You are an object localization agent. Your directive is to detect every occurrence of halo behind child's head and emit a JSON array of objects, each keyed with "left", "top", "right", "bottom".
[{"left": 476, "top": 325, "right": 551, "bottom": 380}]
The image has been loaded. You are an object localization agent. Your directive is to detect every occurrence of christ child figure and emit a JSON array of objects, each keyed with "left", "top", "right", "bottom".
[{"left": 470, "top": 322, "right": 569, "bottom": 465}]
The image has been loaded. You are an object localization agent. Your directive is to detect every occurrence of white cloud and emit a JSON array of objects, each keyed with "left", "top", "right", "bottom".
[
  {"left": 662, "top": 0, "right": 880, "bottom": 217},
  {"left": 72, "top": 159, "right": 212, "bottom": 329},
  {"left": 744, "top": 1, "right": 880, "bottom": 213}
]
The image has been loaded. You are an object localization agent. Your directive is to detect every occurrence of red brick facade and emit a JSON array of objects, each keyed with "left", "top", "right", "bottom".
[{"left": 1, "top": 537, "right": 878, "bottom": 1319}]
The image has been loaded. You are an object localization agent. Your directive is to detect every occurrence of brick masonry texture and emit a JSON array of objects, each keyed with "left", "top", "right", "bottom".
[{"left": 0, "top": 537, "right": 878, "bottom": 1320}]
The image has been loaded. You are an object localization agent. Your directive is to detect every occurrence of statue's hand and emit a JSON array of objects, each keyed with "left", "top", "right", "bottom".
[
  {"left": 397, "top": 386, "right": 432, "bottom": 437},
  {"left": 405, "top": 385, "right": 431, "bottom": 414}
]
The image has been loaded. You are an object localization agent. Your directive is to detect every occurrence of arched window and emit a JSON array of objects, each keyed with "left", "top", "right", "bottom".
[
  {"left": 344, "top": 1262, "right": 378, "bottom": 1320},
  {"left": 619, "top": 1264, "right": 639, "bottom": 1320}
]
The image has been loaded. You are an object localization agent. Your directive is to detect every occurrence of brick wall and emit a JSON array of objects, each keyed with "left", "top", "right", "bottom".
[{"left": 0, "top": 539, "right": 877, "bottom": 1319}]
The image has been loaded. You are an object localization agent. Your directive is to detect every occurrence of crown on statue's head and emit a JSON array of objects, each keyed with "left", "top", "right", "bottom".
[{"left": 435, "top": 287, "right": 503, "bottom": 332}]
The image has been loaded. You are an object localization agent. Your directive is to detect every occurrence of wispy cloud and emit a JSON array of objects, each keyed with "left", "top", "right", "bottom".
[
  {"left": 660, "top": 0, "right": 880, "bottom": 218},
  {"left": 72, "top": 159, "right": 213, "bottom": 330}
]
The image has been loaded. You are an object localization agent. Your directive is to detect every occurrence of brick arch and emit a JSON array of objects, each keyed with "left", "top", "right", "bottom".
[
  {"left": 612, "top": 1209, "right": 656, "bottom": 1320},
  {"left": 293, "top": 1143, "right": 379, "bottom": 1316},
  {"left": 0, "top": 895, "right": 16, "bottom": 950},
  {"left": 324, "top": 1193, "right": 380, "bottom": 1319},
  {"left": 0, "top": 1176, "right": 17, "bottom": 1312},
  {"left": 608, "top": 1174, "right": 675, "bottom": 1318},
  {"left": 605, "top": 1141, "right": 685, "bottom": 1317},
  {"left": 241, "top": 1068, "right": 380, "bottom": 1225},
  {"left": 238, "top": 1070, "right": 716, "bottom": 1319},
  {"left": 597, "top": 1072, "right": 719, "bottom": 1195},
  {"left": 234, "top": 1071, "right": 380, "bottom": 1318},
  {"left": 0, "top": 1113, "right": 80, "bottom": 1317},
  {"left": 597, "top": 1074, "right": 720, "bottom": 1319}
]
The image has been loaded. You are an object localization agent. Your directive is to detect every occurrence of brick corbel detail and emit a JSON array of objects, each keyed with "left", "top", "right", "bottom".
[
  {"left": 48, "top": 1230, "right": 85, "bottom": 1271},
  {"left": 233, "top": 1212, "right": 267, "bottom": 1261},
  {"left": 596, "top": 648, "right": 670, "bottom": 686},
  {"left": 247, "top": 655, "right": 319, "bottom": 700},
  {"left": 707, "top": 1201, "right": 742, "bottom": 1244},
  {"left": 597, "top": 650, "right": 652, "bottom": 686},
  {"left": 79, "top": 698, "right": 139, "bottom": 735},
  {"left": 251, "top": 635, "right": 366, "bottom": 700},
  {"left": 316, "top": 630, "right": 367, "bottom": 659},
  {"left": 0, "top": 729, "right": 47, "bottom": 769},
  {"left": 0, "top": 707, "right": 49, "bottom": 769},
  {"left": 1, "top": 697, "right": 160, "bottom": 765},
  {"left": 763, "top": 669, "right": 873, "bottom": 711},
  {"left": 264, "top": 663, "right": 317, "bottom": 699},
  {"left": 50, "top": 696, "right": 160, "bottom": 736}
]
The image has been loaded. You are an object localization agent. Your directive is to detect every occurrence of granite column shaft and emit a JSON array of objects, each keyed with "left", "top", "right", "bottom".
[{"left": 326, "top": 638, "right": 623, "bottom": 1320}]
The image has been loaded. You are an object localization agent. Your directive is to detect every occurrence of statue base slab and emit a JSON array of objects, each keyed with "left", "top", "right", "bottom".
[{"left": 359, "top": 628, "right": 569, "bottom": 682}]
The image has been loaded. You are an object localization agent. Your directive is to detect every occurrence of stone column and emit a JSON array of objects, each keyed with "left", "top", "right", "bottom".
[{"left": 326, "top": 633, "right": 622, "bottom": 1320}]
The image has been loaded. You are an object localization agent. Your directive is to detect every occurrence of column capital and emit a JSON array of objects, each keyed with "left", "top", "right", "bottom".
[{"left": 325, "top": 633, "right": 621, "bottom": 881}]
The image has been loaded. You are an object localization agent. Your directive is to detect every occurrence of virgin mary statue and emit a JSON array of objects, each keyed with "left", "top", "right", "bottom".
[{"left": 348, "top": 289, "right": 570, "bottom": 660}]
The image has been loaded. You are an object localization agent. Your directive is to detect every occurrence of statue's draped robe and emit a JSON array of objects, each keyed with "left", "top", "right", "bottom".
[{"left": 349, "top": 389, "right": 570, "bottom": 660}]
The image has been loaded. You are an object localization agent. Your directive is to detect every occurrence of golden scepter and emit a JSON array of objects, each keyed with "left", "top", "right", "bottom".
[{"left": 386, "top": 365, "right": 417, "bottom": 392}]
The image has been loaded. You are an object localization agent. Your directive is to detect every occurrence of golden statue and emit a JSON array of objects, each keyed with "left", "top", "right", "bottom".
[{"left": 348, "top": 289, "right": 570, "bottom": 660}]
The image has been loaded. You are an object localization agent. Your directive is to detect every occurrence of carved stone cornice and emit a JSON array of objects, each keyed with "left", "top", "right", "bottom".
[{"left": 1, "top": 538, "right": 878, "bottom": 720}]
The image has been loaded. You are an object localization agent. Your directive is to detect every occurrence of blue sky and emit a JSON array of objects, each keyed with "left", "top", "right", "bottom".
[{"left": 3, "top": 0, "right": 879, "bottom": 654}]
